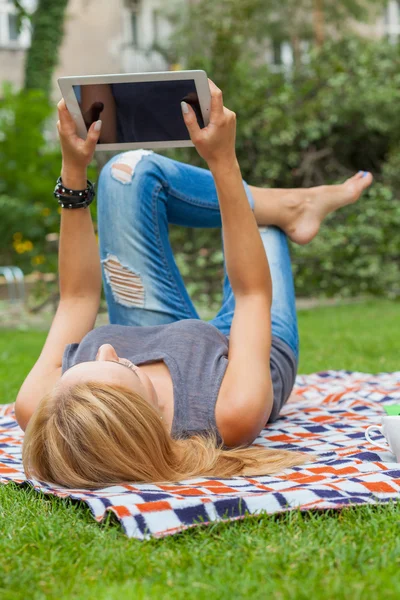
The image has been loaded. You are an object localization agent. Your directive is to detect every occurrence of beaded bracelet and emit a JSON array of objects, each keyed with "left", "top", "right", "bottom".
[{"left": 53, "top": 176, "right": 96, "bottom": 209}]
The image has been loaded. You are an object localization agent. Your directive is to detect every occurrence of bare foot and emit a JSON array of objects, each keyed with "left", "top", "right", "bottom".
[{"left": 284, "top": 171, "right": 374, "bottom": 245}]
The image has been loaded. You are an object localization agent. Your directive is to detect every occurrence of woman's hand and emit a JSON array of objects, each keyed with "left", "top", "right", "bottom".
[
  {"left": 181, "top": 80, "right": 237, "bottom": 172},
  {"left": 57, "top": 99, "right": 102, "bottom": 188}
]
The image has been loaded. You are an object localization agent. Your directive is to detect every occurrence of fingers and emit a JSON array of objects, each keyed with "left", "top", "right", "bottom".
[
  {"left": 57, "top": 96, "right": 101, "bottom": 143},
  {"left": 181, "top": 101, "right": 201, "bottom": 141},
  {"left": 57, "top": 98, "right": 81, "bottom": 140},
  {"left": 83, "top": 119, "right": 102, "bottom": 153},
  {"left": 57, "top": 99, "right": 75, "bottom": 128},
  {"left": 57, "top": 98, "right": 66, "bottom": 117},
  {"left": 208, "top": 79, "right": 224, "bottom": 120}
]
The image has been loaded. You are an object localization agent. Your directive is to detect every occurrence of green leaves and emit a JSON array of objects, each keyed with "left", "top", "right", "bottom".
[
  {"left": 164, "top": 35, "right": 400, "bottom": 300},
  {"left": 0, "top": 85, "right": 61, "bottom": 272}
]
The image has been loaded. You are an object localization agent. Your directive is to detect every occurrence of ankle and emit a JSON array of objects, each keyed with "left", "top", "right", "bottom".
[{"left": 283, "top": 189, "right": 308, "bottom": 216}]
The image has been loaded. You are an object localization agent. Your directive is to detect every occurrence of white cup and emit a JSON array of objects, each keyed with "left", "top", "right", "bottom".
[{"left": 365, "top": 416, "right": 400, "bottom": 463}]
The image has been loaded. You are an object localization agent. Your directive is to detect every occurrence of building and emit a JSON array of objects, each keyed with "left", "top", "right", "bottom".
[
  {"left": 1, "top": 0, "right": 400, "bottom": 93},
  {"left": 0, "top": 0, "right": 35, "bottom": 87},
  {"left": 269, "top": 1, "right": 400, "bottom": 70},
  {"left": 0, "top": 0, "right": 172, "bottom": 95}
]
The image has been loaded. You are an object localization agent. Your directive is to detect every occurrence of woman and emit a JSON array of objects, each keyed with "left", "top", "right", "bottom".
[{"left": 17, "top": 81, "right": 372, "bottom": 489}]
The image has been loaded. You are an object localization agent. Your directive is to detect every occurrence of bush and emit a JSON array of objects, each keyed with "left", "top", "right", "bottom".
[
  {"left": 167, "top": 37, "right": 400, "bottom": 301},
  {"left": 2, "top": 38, "right": 400, "bottom": 303},
  {"left": 290, "top": 183, "right": 400, "bottom": 298},
  {"left": 0, "top": 84, "right": 61, "bottom": 272},
  {"left": 0, "top": 84, "right": 96, "bottom": 274}
]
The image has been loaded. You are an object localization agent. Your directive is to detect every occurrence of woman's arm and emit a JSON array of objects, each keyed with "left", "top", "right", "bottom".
[
  {"left": 15, "top": 102, "right": 103, "bottom": 430},
  {"left": 182, "top": 82, "right": 274, "bottom": 446},
  {"left": 209, "top": 161, "right": 272, "bottom": 298},
  {"left": 182, "top": 82, "right": 272, "bottom": 300}
]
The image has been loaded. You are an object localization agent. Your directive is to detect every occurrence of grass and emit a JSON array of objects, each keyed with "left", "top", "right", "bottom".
[{"left": 0, "top": 299, "right": 399, "bottom": 600}]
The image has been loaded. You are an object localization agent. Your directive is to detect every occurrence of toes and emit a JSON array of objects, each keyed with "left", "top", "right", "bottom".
[
  {"left": 343, "top": 171, "right": 373, "bottom": 203},
  {"left": 360, "top": 171, "right": 373, "bottom": 189},
  {"left": 354, "top": 171, "right": 366, "bottom": 181},
  {"left": 348, "top": 171, "right": 373, "bottom": 188},
  {"left": 352, "top": 171, "right": 369, "bottom": 181}
]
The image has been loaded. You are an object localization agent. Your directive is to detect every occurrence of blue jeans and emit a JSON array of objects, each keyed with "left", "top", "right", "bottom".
[{"left": 97, "top": 150, "right": 299, "bottom": 360}]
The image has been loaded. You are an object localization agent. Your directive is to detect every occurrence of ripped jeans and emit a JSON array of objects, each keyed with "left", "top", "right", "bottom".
[{"left": 97, "top": 150, "right": 299, "bottom": 360}]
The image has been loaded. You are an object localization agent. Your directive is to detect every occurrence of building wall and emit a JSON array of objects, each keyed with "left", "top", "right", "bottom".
[
  {"left": 120, "top": 0, "right": 171, "bottom": 73},
  {"left": 0, "top": 0, "right": 171, "bottom": 95},
  {"left": 0, "top": 0, "right": 34, "bottom": 88},
  {"left": 0, "top": 48, "right": 25, "bottom": 88},
  {"left": 54, "top": 0, "right": 124, "bottom": 89},
  {"left": 353, "top": 1, "right": 399, "bottom": 39},
  {"left": 54, "top": 0, "right": 171, "bottom": 96},
  {"left": 1, "top": 0, "right": 399, "bottom": 93}
]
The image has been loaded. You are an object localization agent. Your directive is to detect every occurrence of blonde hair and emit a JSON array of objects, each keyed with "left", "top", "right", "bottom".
[{"left": 22, "top": 382, "right": 308, "bottom": 489}]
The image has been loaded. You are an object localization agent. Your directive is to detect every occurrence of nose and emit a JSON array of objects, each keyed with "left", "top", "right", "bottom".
[{"left": 95, "top": 344, "right": 119, "bottom": 362}]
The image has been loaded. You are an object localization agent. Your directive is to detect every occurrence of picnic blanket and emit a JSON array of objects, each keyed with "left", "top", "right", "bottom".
[{"left": 1, "top": 371, "right": 399, "bottom": 540}]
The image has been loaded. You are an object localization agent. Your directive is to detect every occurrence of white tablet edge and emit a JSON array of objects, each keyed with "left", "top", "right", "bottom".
[{"left": 58, "top": 70, "right": 211, "bottom": 151}]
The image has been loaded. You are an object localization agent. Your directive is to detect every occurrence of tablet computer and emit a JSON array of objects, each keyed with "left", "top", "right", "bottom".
[{"left": 58, "top": 70, "right": 211, "bottom": 151}]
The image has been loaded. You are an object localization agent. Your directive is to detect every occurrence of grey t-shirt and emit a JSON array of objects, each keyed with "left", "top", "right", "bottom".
[{"left": 62, "top": 319, "right": 297, "bottom": 444}]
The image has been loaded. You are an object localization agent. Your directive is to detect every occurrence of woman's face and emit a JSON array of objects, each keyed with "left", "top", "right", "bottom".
[{"left": 59, "top": 343, "right": 159, "bottom": 408}]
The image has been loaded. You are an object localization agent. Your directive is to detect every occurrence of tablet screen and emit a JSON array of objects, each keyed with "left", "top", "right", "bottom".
[{"left": 72, "top": 80, "right": 205, "bottom": 144}]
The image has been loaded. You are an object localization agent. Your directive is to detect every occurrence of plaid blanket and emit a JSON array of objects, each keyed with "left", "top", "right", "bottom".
[{"left": 1, "top": 371, "right": 399, "bottom": 540}]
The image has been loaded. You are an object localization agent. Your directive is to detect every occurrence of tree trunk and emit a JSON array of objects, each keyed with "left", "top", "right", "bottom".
[
  {"left": 24, "top": 0, "right": 69, "bottom": 98},
  {"left": 313, "top": 0, "right": 325, "bottom": 47}
]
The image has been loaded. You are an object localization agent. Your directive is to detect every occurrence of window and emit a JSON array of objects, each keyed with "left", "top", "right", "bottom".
[
  {"left": 384, "top": 0, "right": 400, "bottom": 39},
  {"left": 270, "top": 40, "right": 293, "bottom": 71},
  {"left": 272, "top": 39, "right": 283, "bottom": 66},
  {"left": 128, "top": 0, "right": 141, "bottom": 48},
  {"left": 8, "top": 12, "right": 19, "bottom": 41},
  {"left": 153, "top": 9, "right": 160, "bottom": 45},
  {"left": 0, "top": 0, "right": 32, "bottom": 48},
  {"left": 131, "top": 11, "right": 139, "bottom": 48}
]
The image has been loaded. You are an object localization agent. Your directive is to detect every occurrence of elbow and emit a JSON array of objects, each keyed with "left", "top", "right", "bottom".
[
  {"left": 15, "top": 399, "right": 32, "bottom": 432},
  {"left": 219, "top": 404, "right": 273, "bottom": 449},
  {"left": 221, "top": 420, "right": 264, "bottom": 448}
]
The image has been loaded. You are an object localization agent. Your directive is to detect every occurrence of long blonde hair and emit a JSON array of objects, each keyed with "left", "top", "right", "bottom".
[{"left": 22, "top": 382, "right": 308, "bottom": 489}]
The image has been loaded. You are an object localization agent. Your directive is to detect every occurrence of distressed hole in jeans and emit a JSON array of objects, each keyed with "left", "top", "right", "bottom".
[
  {"left": 110, "top": 150, "right": 153, "bottom": 184},
  {"left": 102, "top": 255, "right": 145, "bottom": 308}
]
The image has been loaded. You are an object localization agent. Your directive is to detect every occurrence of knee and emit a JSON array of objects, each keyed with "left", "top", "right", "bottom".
[
  {"left": 98, "top": 150, "right": 167, "bottom": 213},
  {"left": 99, "top": 150, "right": 166, "bottom": 189}
]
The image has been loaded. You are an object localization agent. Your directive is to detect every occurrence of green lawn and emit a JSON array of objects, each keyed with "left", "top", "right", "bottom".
[{"left": 0, "top": 299, "right": 399, "bottom": 600}]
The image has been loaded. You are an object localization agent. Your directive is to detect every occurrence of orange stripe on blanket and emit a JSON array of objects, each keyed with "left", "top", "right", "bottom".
[
  {"left": 0, "top": 466, "right": 20, "bottom": 474},
  {"left": 362, "top": 481, "right": 397, "bottom": 493},
  {"left": 310, "top": 416, "right": 337, "bottom": 423},
  {"left": 138, "top": 501, "right": 173, "bottom": 513},
  {"left": 176, "top": 488, "right": 205, "bottom": 496},
  {"left": 113, "top": 506, "right": 133, "bottom": 518},
  {"left": 374, "top": 462, "right": 389, "bottom": 471},
  {"left": 310, "top": 466, "right": 359, "bottom": 475},
  {"left": 267, "top": 434, "right": 296, "bottom": 442},
  {"left": 322, "top": 392, "right": 349, "bottom": 404},
  {"left": 287, "top": 475, "right": 326, "bottom": 484},
  {"left": 298, "top": 499, "right": 325, "bottom": 509},
  {"left": 246, "top": 479, "right": 275, "bottom": 491}
]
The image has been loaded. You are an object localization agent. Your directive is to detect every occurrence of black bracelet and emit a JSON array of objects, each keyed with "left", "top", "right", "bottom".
[{"left": 53, "top": 176, "right": 96, "bottom": 209}]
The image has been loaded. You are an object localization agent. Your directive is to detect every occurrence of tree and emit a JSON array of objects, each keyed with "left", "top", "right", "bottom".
[
  {"left": 23, "top": 0, "right": 70, "bottom": 97},
  {"left": 268, "top": 0, "right": 387, "bottom": 56},
  {"left": 164, "top": 0, "right": 388, "bottom": 72}
]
